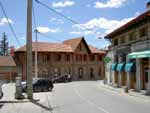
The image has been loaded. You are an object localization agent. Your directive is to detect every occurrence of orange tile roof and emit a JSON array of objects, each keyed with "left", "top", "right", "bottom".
[
  {"left": 63, "top": 37, "right": 83, "bottom": 51},
  {"left": 16, "top": 37, "right": 105, "bottom": 54},
  {"left": 0, "top": 56, "right": 16, "bottom": 67},
  {"left": 89, "top": 46, "right": 106, "bottom": 54},
  {"left": 16, "top": 42, "right": 73, "bottom": 53}
]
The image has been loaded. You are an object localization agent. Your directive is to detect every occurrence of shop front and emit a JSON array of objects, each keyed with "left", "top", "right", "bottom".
[
  {"left": 111, "top": 63, "right": 118, "bottom": 84},
  {"left": 128, "top": 50, "right": 150, "bottom": 92},
  {"left": 116, "top": 63, "right": 126, "bottom": 86},
  {"left": 125, "top": 62, "right": 136, "bottom": 89}
]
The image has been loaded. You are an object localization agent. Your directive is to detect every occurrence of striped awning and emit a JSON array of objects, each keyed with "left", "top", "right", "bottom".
[{"left": 128, "top": 51, "right": 150, "bottom": 59}]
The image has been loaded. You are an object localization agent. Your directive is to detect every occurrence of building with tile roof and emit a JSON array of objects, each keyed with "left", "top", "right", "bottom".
[
  {"left": 15, "top": 37, "right": 106, "bottom": 81},
  {"left": 0, "top": 56, "right": 17, "bottom": 81},
  {"left": 104, "top": 2, "right": 150, "bottom": 93}
]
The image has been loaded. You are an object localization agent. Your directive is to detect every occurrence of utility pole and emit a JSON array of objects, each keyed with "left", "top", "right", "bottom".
[
  {"left": 26, "top": 0, "right": 33, "bottom": 99},
  {"left": 34, "top": 29, "right": 38, "bottom": 78}
]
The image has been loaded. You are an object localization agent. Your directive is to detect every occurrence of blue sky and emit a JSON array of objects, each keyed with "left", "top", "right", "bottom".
[{"left": 0, "top": 0, "right": 149, "bottom": 49}]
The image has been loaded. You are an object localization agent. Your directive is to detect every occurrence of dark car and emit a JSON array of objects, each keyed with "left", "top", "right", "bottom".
[
  {"left": 0, "top": 85, "right": 3, "bottom": 99},
  {"left": 52, "top": 75, "right": 72, "bottom": 83},
  {"left": 0, "top": 80, "right": 5, "bottom": 99},
  {"left": 22, "top": 78, "right": 53, "bottom": 92}
]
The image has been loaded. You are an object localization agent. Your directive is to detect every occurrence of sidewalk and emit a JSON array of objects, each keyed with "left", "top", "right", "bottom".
[
  {"left": 98, "top": 81, "right": 150, "bottom": 100},
  {"left": 0, "top": 83, "right": 53, "bottom": 113}
]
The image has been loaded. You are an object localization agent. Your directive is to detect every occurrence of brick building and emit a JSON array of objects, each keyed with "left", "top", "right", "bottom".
[
  {"left": 15, "top": 37, "right": 106, "bottom": 81},
  {"left": 0, "top": 56, "right": 17, "bottom": 81}
]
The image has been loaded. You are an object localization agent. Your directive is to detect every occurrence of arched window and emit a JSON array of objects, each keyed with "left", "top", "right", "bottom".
[
  {"left": 90, "top": 68, "right": 94, "bottom": 79},
  {"left": 78, "top": 67, "right": 83, "bottom": 79}
]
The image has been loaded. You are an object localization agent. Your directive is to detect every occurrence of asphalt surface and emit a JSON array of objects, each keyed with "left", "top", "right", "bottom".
[{"left": 1, "top": 81, "right": 150, "bottom": 113}]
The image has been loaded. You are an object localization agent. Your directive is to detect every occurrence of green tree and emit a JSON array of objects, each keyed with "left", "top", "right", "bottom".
[{"left": 0, "top": 32, "right": 9, "bottom": 56}]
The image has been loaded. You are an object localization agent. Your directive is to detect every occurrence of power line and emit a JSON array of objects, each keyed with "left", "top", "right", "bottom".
[
  {"left": 38, "top": 32, "right": 62, "bottom": 42},
  {"left": 35, "top": 0, "right": 101, "bottom": 38},
  {"left": 0, "top": 0, "right": 21, "bottom": 46}
]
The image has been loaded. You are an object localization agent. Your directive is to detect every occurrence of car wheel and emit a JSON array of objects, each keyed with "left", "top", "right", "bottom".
[
  {"left": 41, "top": 89, "right": 44, "bottom": 92},
  {"left": 48, "top": 87, "right": 52, "bottom": 91},
  {"left": 0, "top": 92, "right": 3, "bottom": 99}
]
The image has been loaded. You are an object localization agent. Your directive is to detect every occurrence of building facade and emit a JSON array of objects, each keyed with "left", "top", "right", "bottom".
[
  {"left": 15, "top": 37, "right": 106, "bottom": 81},
  {"left": 105, "top": 2, "right": 150, "bottom": 92},
  {"left": 0, "top": 56, "right": 17, "bottom": 81}
]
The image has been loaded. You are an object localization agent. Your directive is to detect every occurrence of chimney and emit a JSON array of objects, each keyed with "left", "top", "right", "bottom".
[
  {"left": 147, "top": 1, "right": 150, "bottom": 11},
  {"left": 10, "top": 46, "right": 15, "bottom": 56}
]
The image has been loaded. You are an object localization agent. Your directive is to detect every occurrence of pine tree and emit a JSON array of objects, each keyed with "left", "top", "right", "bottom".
[{"left": 0, "top": 32, "right": 9, "bottom": 56}]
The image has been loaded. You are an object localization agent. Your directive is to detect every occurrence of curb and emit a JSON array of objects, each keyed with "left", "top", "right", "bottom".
[{"left": 99, "top": 82, "right": 150, "bottom": 100}]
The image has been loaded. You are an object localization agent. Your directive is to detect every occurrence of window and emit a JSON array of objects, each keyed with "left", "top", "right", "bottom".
[
  {"left": 41, "top": 54, "right": 47, "bottom": 63},
  {"left": 79, "top": 54, "right": 82, "bottom": 61},
  {"left": 140, "top": 27, "right": 148, "bottom": 37},
  {"left": 83, "top": 54, "right": 87, "bottom": 61},
  {"left": 120, "top": 37, "right": 125, "bottom": 44},
  {"left": 76, "top": 54, "right": 80, "bottom": 61},
  {"left": 113, "top": 38, "right": 118, "bottom": 46},
  {"left": 98, "top": 55, "right": 102, "bottom": 61},
  {"left": 129, "top": 32, "right": 136, "bottom": 41},
  {"left": 32, "top": 54, "right": 35, "bottom": 63},
  {"left": 55, "top": 54, "right": 61, "bottom": 61},
  {"left": 90, "top": 55, "right": 95, "bottom": 61},
  {"left": 65, "top": 54, "right": 70, "bottom": 61},
  {"left": 90, "top": 68, "right": 94, "bottom": 79},
  {"left": 79, "top": 44, "right": 82, "bottom": 51},
  {"left": 46, "top": 55, "right": 50, "bottom": 61},
  {"left": 78, "top": 68, "right": 83, "bottom": 79}
]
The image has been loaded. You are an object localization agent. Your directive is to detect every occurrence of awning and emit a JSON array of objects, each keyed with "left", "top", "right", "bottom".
[
  {"left": 128, "top": 50, "right": 150, "bottom": 59},
  {"left": 111, "top": 63, "right": 117, "bottom": 71},
  {"left": 125, "top": 62, "right": 135, "bottom": 72},
  {"left": 116, "top": 63, "right": 125, "bottom": 72}
]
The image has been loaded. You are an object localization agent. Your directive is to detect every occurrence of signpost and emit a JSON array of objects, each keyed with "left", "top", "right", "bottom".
[{"left": 104, "top": 57, "right": 111, "bottom": 63}]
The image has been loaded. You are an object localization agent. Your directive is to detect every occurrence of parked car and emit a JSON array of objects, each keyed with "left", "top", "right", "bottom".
[
  {"left": 52, "top": 74, "right": 72, "bottom": 83},
  {"left": 22, "top": 78, "right": 54, "bottom": 92},
  {"left": 0, "top": 80, "right": 4, "bottom": 99}
]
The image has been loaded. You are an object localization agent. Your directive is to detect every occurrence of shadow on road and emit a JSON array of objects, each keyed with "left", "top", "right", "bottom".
[
  {"left": 0, "top": 100, "right": 31, "bottom": 103},
  {"left": 0, "top": 104, "right": 3, "bottom": 109},
  {"left": 31, "top": 100, "right": 53, "bottom": 111}
]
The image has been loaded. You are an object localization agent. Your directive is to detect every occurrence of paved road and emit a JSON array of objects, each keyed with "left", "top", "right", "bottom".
[{"left": 1, "top": 81, "right": 150, "bottom": 113}]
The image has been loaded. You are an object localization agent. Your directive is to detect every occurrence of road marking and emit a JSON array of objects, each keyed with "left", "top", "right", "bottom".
[{"left": 73, "top": 86, "right": 110, "bottom": 113}]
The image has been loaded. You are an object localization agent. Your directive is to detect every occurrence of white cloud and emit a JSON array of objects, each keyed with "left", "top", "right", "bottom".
[
  {"left": 72, "top": 16, "right": 135, "bottom": 37},
  {"left": 135, "top": 11, "right": 140, "bottom": 16},
  {"left": 50, "top": 17, "right": 64, "bottom": 24},
  {"left": 36, "top": 26, "right": 61, "bottom": 33},
  {"left": 0, "top": 18, "right": 13, "bottom": 26},
  {"left": 70, "top": 30, "right": 93, "bottom": 35},
  {"left": 52, "top": 1, "right": 75, "bottom": 8},
  {"left": 20, "top": 36, "right": 25, "bottom": 40},
  {"left": 94, "top": 0, "right": 127, "bottom": 8}
]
